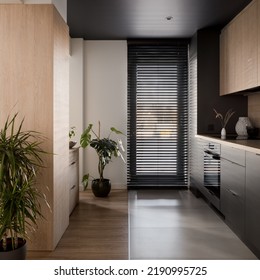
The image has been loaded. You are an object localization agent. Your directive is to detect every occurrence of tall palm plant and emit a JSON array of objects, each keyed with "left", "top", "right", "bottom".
[{"left": 0, "top": 114, "right": 48, "bottom": 252}]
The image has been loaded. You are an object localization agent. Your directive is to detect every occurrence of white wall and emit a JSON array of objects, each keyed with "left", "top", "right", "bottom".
[
  {"left": 69, "top": 38, "right": 85, "bottom": 187},
  {"left": 84, "top": 41, "right": 128, "bottom": 189},
  {"left": 52, "top": 0, "right": 66, "bottom": 22}
]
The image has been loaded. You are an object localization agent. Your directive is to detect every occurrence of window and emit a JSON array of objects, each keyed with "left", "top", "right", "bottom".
[{"left": 127, "top": 41, "right": 189, "bottom": 188}]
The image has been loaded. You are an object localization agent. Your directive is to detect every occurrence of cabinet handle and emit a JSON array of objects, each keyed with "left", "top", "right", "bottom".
[
  {"left": 71, "top": 185, "right": 76, "bottom": 190},
  {"left": 70, "top": 161, "right": 76, "bottom": 165},
  {"left": 255, "top": 153, "right": 260, "bottom": 157},
  {"left": 229, "top": 189, "right": 238, "bottom": 197},
  {"left": 208, "top": 190, "right": 216, "bottom": 196},
  {"left": 229, "top": 160, "right": 241, "bottom": 166}
]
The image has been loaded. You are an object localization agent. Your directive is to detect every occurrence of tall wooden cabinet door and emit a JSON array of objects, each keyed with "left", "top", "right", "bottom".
[
  {"left": 226, "top": 20, "right": 238, "bottom": 94},
  {"left": 220, "top": 17, "right": 242, "bottom": 95},
  {"left": 245, "top": 152, "right": 260, "bottom": 257},
  {"left": 220, "top": 0, "right": 258, "bottom": 95},
  {"left": 258, "top": 0, "right": 260, "bottom": 84},
  {"left": 0, "top": 4, "right": 69, "bottom": 251},
  {"left": 52, "top": 6, "right": 70, "bottom": 249},
  {"left": 239, "top": 0, "right": 258, "bottom": 91}
]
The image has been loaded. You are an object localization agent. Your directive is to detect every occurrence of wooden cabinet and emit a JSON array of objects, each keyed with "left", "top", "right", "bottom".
[
  {"left": 190, "top": 29, "right": 247, "bottom": 135},
  {"left": 220, "top": 0, "right": 258, "bottom": 95},
  {"left": 245, "top": 151, "right": 260, "bottom": 257},
  {"left": 221, "top": 146, "right": 246, "bottom": 239},
  {"left": 0, "top": 5, "right": 69, "bottom": 251},
  {"left": 69, "top": 148, "right": 79, "bottom": 214}
]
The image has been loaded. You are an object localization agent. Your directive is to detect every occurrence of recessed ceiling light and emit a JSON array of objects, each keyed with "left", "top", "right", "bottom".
[{"left": 165, "top": 16, "right": 173, "bottom": 21}]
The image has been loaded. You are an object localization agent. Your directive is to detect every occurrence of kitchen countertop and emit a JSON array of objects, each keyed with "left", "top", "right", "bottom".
[{"left": 196, "top": 134, "right": 260, "bottom": 154}]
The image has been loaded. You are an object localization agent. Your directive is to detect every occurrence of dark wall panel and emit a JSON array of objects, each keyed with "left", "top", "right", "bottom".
[{"left": 194, "top": 28, "right": 247, "bottom": 135}]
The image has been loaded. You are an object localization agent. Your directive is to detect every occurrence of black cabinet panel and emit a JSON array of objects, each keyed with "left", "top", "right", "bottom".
[
  {"left": 245, "top": 152, "right": 260, "bottom": 257},
  {"left": 221, "top": 157, "right": 245, "bottom": 239},
  {"left": 221, "top": 158, "right": 245, "bottom": 200},
  {"left": 221, "top": 187, "right": 245, "bottom": 238},
  {"left": 221, "top": 146, "right": 245, "bottom": 166},
  {"left": 190, "top": 139, "right": 204, "bottom": 190}
]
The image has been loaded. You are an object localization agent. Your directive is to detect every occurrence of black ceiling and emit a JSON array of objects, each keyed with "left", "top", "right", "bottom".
[{"left": 67, "top": 0, "right": 252, "bottom": 40}]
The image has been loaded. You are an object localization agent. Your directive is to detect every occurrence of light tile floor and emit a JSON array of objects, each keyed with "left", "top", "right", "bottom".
[{"left": 128, "top": 189, "right": 257, "bottom": 259}]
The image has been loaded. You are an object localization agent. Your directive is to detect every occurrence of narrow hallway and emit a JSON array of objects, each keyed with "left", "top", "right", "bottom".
[
  {"left": 28, "top": 189, "right": 257, "bottom": 260},
  {"left": 128, "top": 190, "right": 256, "bottom": 259}
]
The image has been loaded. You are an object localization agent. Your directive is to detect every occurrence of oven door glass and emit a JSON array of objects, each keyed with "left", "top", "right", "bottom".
[{"left": 204, "top": 151, "right": 220, "bottom": 198}]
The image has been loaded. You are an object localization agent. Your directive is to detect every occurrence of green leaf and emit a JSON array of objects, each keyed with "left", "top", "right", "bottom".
[
  {"left": 82, "top": 174, "right": 90, "bottom": 191},
  {"left": 110, "top": 127, "right": 124, "bottom": 135},
  {"left": 80, "top": 124, "right": 93, "bottom": 148}
]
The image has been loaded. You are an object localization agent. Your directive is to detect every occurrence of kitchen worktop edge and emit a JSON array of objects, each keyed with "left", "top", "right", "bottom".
[{"left": 196, "top": 134, "right": 260, "bottom": 153}]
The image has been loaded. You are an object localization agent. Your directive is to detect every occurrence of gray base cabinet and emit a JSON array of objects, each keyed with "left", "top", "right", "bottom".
[
  {"left": 221, "top": 146, "right": 245, "bottom": 239},
  {"left": 245, "top": 151, "right": 260, "bottom": 257},
  {"left": 190, "top": 139, "right": 204, "bottom": 194},
  {"left": 194, "top": 137, "right": 260, "bottom": 258}
]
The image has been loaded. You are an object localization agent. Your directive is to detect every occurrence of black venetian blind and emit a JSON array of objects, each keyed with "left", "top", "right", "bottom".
[{"left": 127, "top": 41, "right": 189, "bottom": 188}]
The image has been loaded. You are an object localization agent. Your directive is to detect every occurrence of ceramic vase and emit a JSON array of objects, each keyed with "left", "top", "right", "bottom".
[
  {"left": 235, "top": 117, "right": 252, "bottom": 136},
  {"left": 221, "top": 127, "right": 226, "bottom": 139}
]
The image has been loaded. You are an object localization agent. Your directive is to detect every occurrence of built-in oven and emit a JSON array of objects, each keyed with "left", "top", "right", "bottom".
[{"left": 203, "top": 143, "right": 221, "bottom": 206}]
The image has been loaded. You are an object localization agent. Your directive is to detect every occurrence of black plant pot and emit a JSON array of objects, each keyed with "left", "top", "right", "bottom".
[
  {"left": 0, "top": 238, "right": 27, "bottom": 260},
  {"left": 92, "top": 179, "right": 111, "bottom": 197}
]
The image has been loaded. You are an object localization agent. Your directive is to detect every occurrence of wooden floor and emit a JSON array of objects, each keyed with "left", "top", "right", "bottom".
[
  {"left": 27, "top": 188, "right": 257, "bottom": 260},
  {"left": 27, "top": 190, "right": 128, "bottom": 260}
]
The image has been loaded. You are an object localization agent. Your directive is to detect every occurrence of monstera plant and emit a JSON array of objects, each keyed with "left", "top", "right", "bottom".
[{"left": 80, "top": 121, "right": 125, "bottom": 197}]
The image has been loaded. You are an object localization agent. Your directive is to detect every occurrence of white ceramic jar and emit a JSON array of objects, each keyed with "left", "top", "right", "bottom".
[{"left": 235, "top": 117, "right": 252, "bottom": 136}]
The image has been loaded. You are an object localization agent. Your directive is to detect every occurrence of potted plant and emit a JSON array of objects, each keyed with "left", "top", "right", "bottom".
[
  {"left": 80, "top": 121, "right": 125, "bottom": 197},
  {"left": 0, "top": 114, "right": 48, "bottom": 260},
  {"left": 213, "top": 108, "right": 235, "bottom": 139}
]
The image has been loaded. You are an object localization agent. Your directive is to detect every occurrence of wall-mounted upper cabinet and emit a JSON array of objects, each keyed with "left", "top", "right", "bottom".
[{"left": 220, "top": 0, "right": 258, "bottom": 96}]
